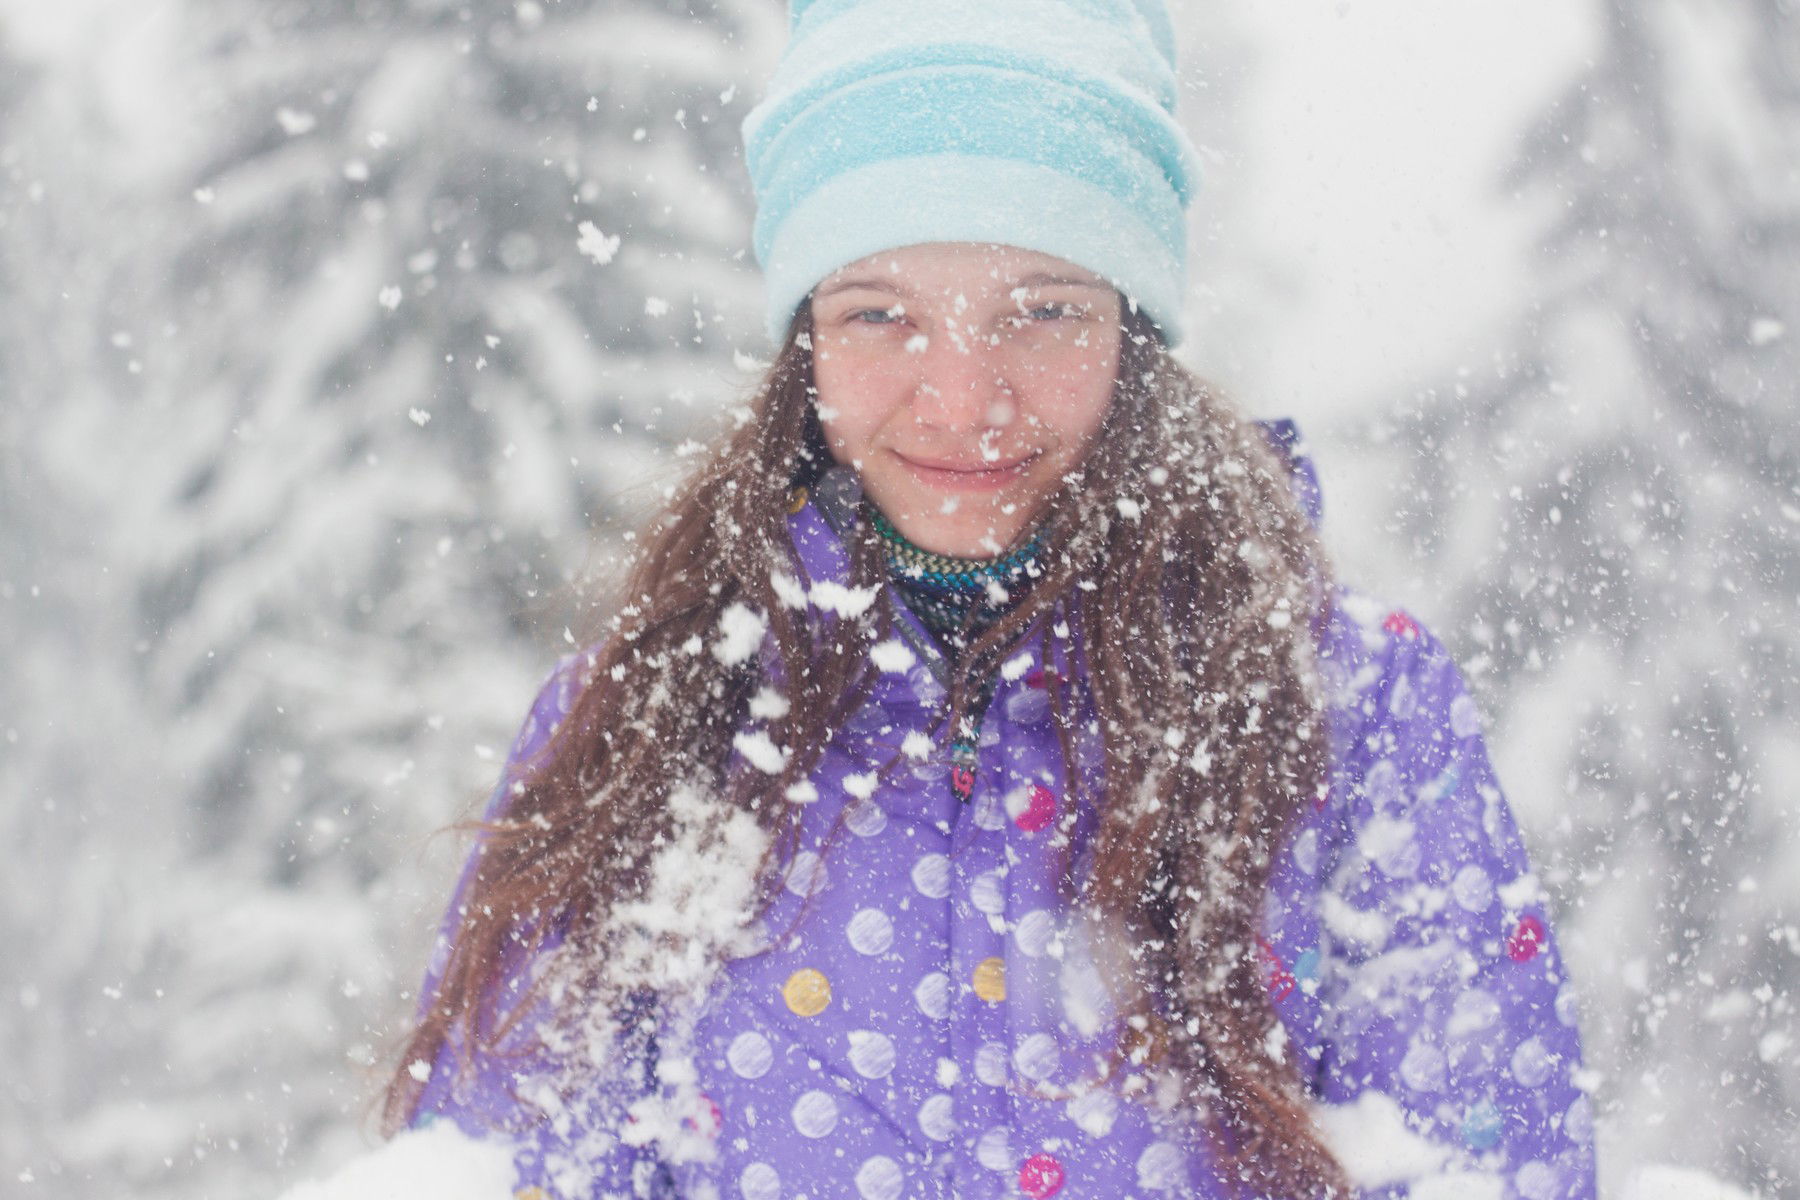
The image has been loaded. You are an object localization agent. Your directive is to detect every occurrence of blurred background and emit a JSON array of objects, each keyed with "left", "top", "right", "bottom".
[{"left": 1, "top": 1, "right": 1794, "bottom": 1196}]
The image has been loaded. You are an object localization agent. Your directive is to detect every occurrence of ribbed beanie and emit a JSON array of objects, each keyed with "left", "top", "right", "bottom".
[{"left": 742, "top": 0, "right": 1199, "bottom": 347}]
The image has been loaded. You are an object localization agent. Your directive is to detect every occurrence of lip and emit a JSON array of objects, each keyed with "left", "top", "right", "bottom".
[{"left": 892, "top": 450, "right": 1040, "bottom": 492}]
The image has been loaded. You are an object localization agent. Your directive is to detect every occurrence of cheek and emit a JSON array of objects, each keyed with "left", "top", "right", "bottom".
[
  {"left": 1024, "top": 351, "right": 1118, "bottom": 450},
  {"left": 813, "top": 357, "right": 892, "bottom": 461}
]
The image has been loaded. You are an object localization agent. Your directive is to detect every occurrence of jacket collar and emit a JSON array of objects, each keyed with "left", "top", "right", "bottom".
[
  {"left": 778, "top": 416, "right": 1321, "bottom": 696},
  {"left": 786, "top": 416, "right": 1322, "bottom": 588}
]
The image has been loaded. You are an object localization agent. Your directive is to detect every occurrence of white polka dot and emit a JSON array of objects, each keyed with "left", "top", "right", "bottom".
[
  {"left": 970, "top": 870, "right": 1006, "bottom": 915},
  {"left": 976, "top": 1126, "right": 1013, "bottom": 1172},
  {"left": 1452, "top": 863, "right": 1495, "bottom": 912},
  {"left": 1136, "top": 1141, "right": 1187, "bottom": 1191},
  {"left": 1066, "top": 1089, "right": 1118, "bottom": 1137},
  {"left": 784, "top": 850, "right": 828, "bottom": 897},
  {"left": 971, "top": 789, "right": 1006, "bottom": 830},
  {"left": 1013, "top": 909, "right": 1056, "bottom": 957},
  {"left": 1555, "top": 982, "right": 1581, "bottom": 1027},
  {"left": 1291, "top": 827, "right": 1320, "bottom": 875},
  {"left": 1399, "top": 1038, "right": 1446, "bottom": 1092},
  {"left": 1013, "top": 1032, "right": 1060, "bottom": 1081},
  {"left": 739, "top": 1161, "right": 780, "bottom": 1200},
  {"left": 1449, "top": 693, "right": 1482, "bottom": 739},
  {"left": 845, "top": 797, "right": 887, "bottom": 837},
  {"left": 791, "top": 1089, "right": 839, "bottom": 1138},
  {"left": 1388, "top": 673, "right": 1418, "bottom": 720},
  {"left": 1566, "top": 1095, "right": 1593, "bottom": 1144},
  {"left": 1515, "top": 1161, "right": 1559, "bottom": 1200},
  {"left": 726, "top": 1030, "right": 773, "bottom": 1079},
  {"left": 911, "top": 853, "right": 951, "bottom": 899},
  {"left": 846, "top": 908, "right": 894, "bottom": 956},
  {"left": 855, "top": 1155, "right": 905, "bottom": 1200},
  {"left": 1448, "top": 988, "right": 1502, "bottom": 1038},
  {"left": 914, "top": 971, "right": 950, "bottom": 1020},
  {"left": 974, "top": 1040, "right": 1009, "bottom": 1086},
  {"left": 847, "top": 1029, "right": 896, "bottom": 1079},
  {"left": 1005, "top": 687, "right": 1050, "bottom": 725},
  {"left": 1364, "top": 758, "right": 1402, "bottom": 808},
  {"left": 917, "top": 1093, "right": 956, "bottom": 1142},
  {"left": 1510, "top": 1036, "right": 1554, "bottom": 1088},
  {"left": 1361, "top": 815, "right": 1421, "bottom": 878},
  {"left": 1059, "top": 956, "right": 1112, "bottom": 1036}
]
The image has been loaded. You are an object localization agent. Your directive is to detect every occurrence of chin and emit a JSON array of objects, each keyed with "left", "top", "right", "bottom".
[{"left": 892, "top": 503, "right": 1032, "bottom": 558}]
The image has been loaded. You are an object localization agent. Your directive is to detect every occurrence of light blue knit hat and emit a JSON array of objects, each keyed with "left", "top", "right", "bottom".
[{"left": 742, "top": 0, "right": 1199, "bottom": 347}]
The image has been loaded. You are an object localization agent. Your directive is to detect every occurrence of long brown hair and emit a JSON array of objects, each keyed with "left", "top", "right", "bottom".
[{"left": 385, "top": 304, "right": 1347, "bottom": 1197}]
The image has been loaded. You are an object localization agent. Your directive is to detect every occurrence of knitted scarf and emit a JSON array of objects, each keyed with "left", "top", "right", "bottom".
[{"left": 867, "top": 504, "right": 1049, "bottom": 801}]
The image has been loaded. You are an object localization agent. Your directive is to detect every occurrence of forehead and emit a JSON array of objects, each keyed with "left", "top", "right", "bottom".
[{"left": 815, "top": 242, "right": 1112, "bottom": 298}]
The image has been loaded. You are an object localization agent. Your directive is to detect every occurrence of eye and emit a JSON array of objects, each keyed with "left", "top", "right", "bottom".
[
  {"left": 850, "top": 305, "right": 906, "bottom": 326},
  {"left": 1007, "top": 301, "right": 1085, "bottom": 327}
]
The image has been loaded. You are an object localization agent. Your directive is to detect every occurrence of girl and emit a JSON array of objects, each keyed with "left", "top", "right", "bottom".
[{"left": 387, "top": 3, "right": 1597, "bottom": 1197}]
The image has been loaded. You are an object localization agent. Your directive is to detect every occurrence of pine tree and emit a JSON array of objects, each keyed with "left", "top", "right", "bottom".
[
  {"left": 1378, "top": 1, "right": 1799, "bottom": 1191},
  {"left": 6, "top": 1, "right": 785, "bottom": 1196},
  {"left": 0, "top": 16, "right": 197, "bottom": 1193}
]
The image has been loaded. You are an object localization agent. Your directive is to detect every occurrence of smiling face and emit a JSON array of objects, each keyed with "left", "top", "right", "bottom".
[{"left": 808, "top": 242, "right": 1125, "bottom": 558}]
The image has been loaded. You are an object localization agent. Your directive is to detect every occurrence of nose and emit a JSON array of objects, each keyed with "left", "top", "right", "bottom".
[{"left": 910, "top": 324, "right": 1012, "bottom": 434}]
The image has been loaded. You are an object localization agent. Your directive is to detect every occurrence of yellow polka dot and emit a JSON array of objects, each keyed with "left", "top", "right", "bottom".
[
  {"left": 783, "top": 967, "right": 832, "bottom": 1017},
  {"left": 515, "top": 1189, "right": 551, "bottom": 1200},
  {"left": 973, "top": 956, "right": 1006, "bottom": 1003},
  {"left": 787, "top": 485, "right": 809, "bottom": 514}
]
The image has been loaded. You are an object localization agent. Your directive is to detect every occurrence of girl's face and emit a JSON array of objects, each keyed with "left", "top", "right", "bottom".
[{"left": 808, "top": 242, "right": 1124, "bottom": 558}]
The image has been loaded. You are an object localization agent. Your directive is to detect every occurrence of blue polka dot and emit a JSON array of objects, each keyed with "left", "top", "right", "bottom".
[{"left": 1462, "top": 1099, "right": 1503, "bottom": 1150}]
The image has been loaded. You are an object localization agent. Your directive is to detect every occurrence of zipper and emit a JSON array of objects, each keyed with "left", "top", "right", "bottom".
[{"left": 809, "top": 468, "right": 998, "bottom": 803}]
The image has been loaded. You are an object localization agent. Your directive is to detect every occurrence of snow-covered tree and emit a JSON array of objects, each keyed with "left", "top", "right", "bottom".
[
  {"left": 1378, "top": 1, "right": 1799, "bottom": 1191},
  {"left": 4, "top": 2, "right": 784, "bottom": 1196}
]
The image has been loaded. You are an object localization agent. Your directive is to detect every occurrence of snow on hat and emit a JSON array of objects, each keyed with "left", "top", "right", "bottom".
[{"left": 741, "top": 0, "right": 1200, "bottom": 347}]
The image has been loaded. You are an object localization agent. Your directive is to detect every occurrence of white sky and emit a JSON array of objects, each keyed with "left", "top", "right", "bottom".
[{"left": 1196, "top": 0, "right": 1602, "bottom": 427}]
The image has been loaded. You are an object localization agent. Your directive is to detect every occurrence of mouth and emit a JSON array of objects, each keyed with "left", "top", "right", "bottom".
[{"left": 892, "top": 449, "right": 1041, "bottom": 492}]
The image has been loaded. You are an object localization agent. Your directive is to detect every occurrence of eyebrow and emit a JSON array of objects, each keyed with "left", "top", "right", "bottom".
[{"left": 812, "top": 271, "right": 1109, "bottom": 302}]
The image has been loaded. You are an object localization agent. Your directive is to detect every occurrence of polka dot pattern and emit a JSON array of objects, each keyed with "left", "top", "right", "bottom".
[
  {"left": 727, "top": 1030, "right": 773, "bottom": 1079},
  {"left": 457, "top": 501, "right": 1594, "bottom": 1199},
  {"left": 845, "top": 907, "right": 893, "bottom": 956},
  {"left": 846, "top": 1029, "right": 895, "bottom": 1079},
  {"left": 972, "top": 956, "right": 1006, "bottom": 1003},
  {"left": 790, "top": 1089, "right": 838, "bottom": 1138},
  {"left": 739, "top": 1162, "right": 780, "bottom": 1200},
  {"left": 1018, "top": 1153, "right": 1066, "bottom": 1197},
  {"left": 782, "top": 968, "right": 831, "bottom": 1017}
]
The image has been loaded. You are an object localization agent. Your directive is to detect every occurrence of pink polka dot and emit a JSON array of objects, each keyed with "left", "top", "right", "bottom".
[
  {"left": 1507, "top": 914, "right": 1547, "bottom": 962},
  {"left": 1383, "top": 609, "right": 1421, "bottom": 638},
  {"left": 685, "top": 1093, "right": 722, "bottom": 1139},
  {"left": 1015, "top": 784, "right": 1056, "bottom": 833},
  {"left": 1018, "top": 1153, "right": 1065, "bottom": 1197}
]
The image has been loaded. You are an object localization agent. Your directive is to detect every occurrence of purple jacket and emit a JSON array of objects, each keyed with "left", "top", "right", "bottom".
[{"left": 412, "top": 422, "right": 1596, "bottom": 1199}]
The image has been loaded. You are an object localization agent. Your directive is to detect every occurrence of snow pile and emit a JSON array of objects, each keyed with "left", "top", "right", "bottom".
[
  {"left": 274, "top": 1121, "right": 514, "bottom": 1200},
  {"left": 1311, "top": 1092, "right": 1453, "bottom": 1191},
  {"left": 597, "top": 781, "right": 771, "bottom": 997},
  {"left": 1621, "top": 1165, "right": 1761, "bottom": 1200},
  {"left": 567, "top": 782, "right": 770, "bottom": 1172}
]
